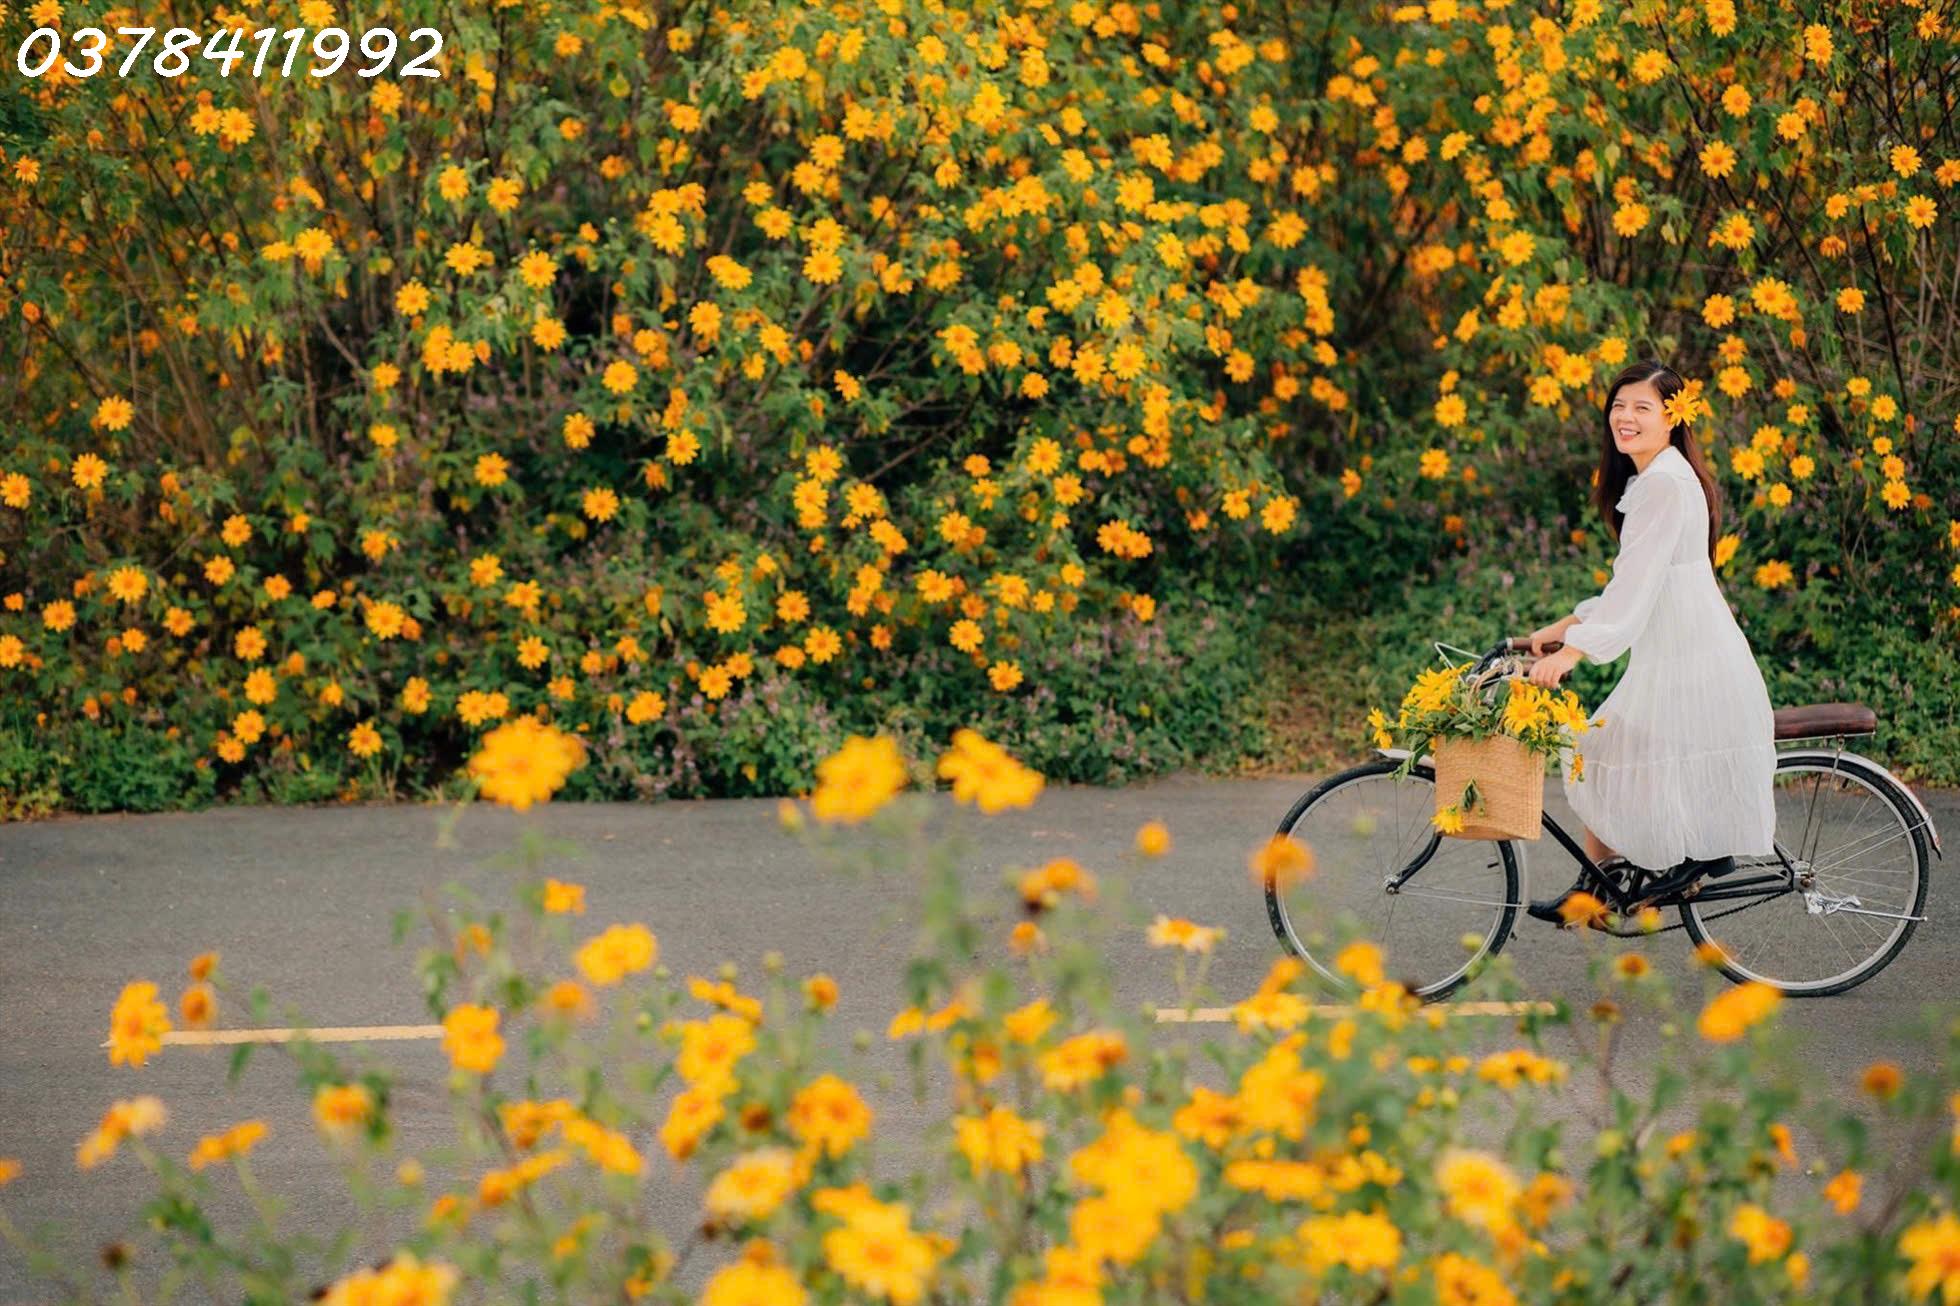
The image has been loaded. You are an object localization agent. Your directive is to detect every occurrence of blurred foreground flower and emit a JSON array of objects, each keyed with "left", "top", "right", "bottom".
[
  {"left": 321, "top": 1254, "right": 458, "bottom": 1306},
  {"left": 1248, "top": 833, "right": 1315, "bottom": 887},
  {"left": 810, "top": 734, "right": 908, "bottom": 824},
  {"left": 107, "top": 980, "right": 171, "bottom": 1068},
  {"left": 465, "top": 715, "right": 585, "bottom": 810},
  {"left": 76, "top": 1096, "right": 166, "bottom": 1170},
  {"left": 1148, "top": 916, "right": 1222, "bottom": 954},
  {"left": 936, "top": 729, "right": 1044, "bottom": 813},
  {"left": 1697, "top": 980, "right": 1782, "bottom": 1043}
]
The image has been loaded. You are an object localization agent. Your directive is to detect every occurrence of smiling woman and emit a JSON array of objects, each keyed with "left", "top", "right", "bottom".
[{"left": 1523, "top": 360, "right": 1779, "bottom": 915}]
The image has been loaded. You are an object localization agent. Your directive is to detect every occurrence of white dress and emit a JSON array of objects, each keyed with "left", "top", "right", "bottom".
[{"left": 1555, "top": 443, "right": 1778, "bottom": 871}]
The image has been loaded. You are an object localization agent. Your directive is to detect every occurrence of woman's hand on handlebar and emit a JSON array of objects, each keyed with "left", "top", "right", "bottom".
[
  {"left": 1526, "top": 643, "right": 1584, "bottom": 688},
  {"left": 1518, "top": 615, "right": 1583, "bottom": 688},
  {"left": 1525, "top": 615, "right": 1577, "bottom": 657}
]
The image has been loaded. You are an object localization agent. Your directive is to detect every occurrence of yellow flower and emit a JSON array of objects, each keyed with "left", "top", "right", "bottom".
[
  {"left": 76, "top": 1096, "right": 167, "bottom": 1170},
  {"left": 935, "top": 729, "right": 1043, "bottom": 813},
  {"left": 1300, "top": 1209, "right": 1402, "bottom": 1273},
  {"left": 1477, "top": 1049, "right": 1568, "bottom": 1089},
  {"left": 71, "top": 452, "right": 110, "bottom": 489},
  {"left": 347, "top": 721, "right": 383, "bottom": 758},
  {"left": 320, "top": 1255, "right": 457, "bottom": 1306},
  {"left": 1135, "top": 820, "right": 1171, "bottom": 856},
  {"left": 1233, "top": 1036, "right": 1325, "bottom": 1137},
  {"left": 542, "top": 879, "right": 585, "bottom": 914},
  {"left": 108, "top": 981, "right": 172, "bottom": 1068},
  {"left": 188, "top": 1120, "right": 267, "bottom": 1171},
  {"left": 660, "top": 1082, "right": 726, "bottom": 1160},
  {"left": 811, "top": 734, "right": 908, "bottom": 824},
  {"left": 1433, "top": 1252, "right": 1515, "bottom": 1306},
  {"left": 94, "top": 397, "right": 134, "bottom": 432},
  {"left": 701, "top": 1250, "right": 808, "bottom": 1306},
  {"left": 1521, "top": 1173, "right": 1573, "bottom": 1228},
  {"left": 1823, "top": 1169, "right": 1861, "bottom": 1214},
  {"left": 466, "top": 715, "right": 585, "bottom": 810},
  {"left": 1861, "top": 1060, "right": 1904, "bottom": 1099},
  {"left": 602, "top": 359, "right": 639, "bottom": 393},
  {"left": 1068, "top": 1110, "right": 1197, "bottom": 1218},
  {"left": 1501, "top": 680, "right": 1548, "bottom": 734},
  {"left": 440, "top": 1003, "right": 505, "bottom": 1075},
  {"left": 1334, "top": 940, "right": 1386, "bottom": 988},
  {"left": 1249, "top": 833, "right": 1315, "bottom": 886},
  {"left": 1901, "top": 1212, "right": 1960, "bottom": 1301},
  {"left": 1147, "top": 915, "right": 1223, "bottom": 953},
  {"left": 1232, "top": 960, "right": 1312, "bottom": 1033},
  {"left": 1069, "top": 1191, "right": 1160, "bottom": 1266},
  {"left": 312, "top": 1083, "right": 375, "bottom": 1138},
  {"left": 106, "top": 566, "right": 148, "bottom": 604},
  {"left": 678, "top": 1013, "right": 757, "bottom": 1086},
  {"left": 954, "top": 1107, "right": 1046, "bottom": 1177},
  {"left": 1038, "top": 1031, "right": 1129, "bottom": 1091},
  {"left": 788, "top": 1074, "right": 872, "bottom": 1158},
  {"left": 821, "top": 1198, "right": 938, "bottom": 1304},
  {"left": 1437, "top": 1148, "right": 1520, "bottom": 1235},
  {"left": 1557, "top": 890, "right": 1610, "bottom": 928},
  {"left": 1729, "top": 1202, "right": 1793, "bottom": 1263},
  {"left": 178, "top": 982, "right": 217, "bottom": 1029},
  {"left": 575, "top": 923, "right": 659, "bottom": 986},
  {"left": 705, "top": 1147, "right": 801, "bottom": 1223},
  {"left": 1697, "top": 980, "right": 1781, "bottom": 1042}
]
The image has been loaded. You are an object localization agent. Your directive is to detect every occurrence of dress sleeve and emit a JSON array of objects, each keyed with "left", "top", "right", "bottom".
[
  {"left": 1571, "top": 596, "right": 1601, "bottom": 622},
  {"left": 1562, "top": 474, "right": 1690, "bottom": 665}
]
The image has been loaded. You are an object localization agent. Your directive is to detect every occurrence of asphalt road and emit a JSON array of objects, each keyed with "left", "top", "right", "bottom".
[{"left": 2, "top": 773, "right": 1956, "bottom": 1299}]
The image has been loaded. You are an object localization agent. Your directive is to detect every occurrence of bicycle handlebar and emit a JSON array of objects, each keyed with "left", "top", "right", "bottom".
[{"left": 1454, "top": 637, "right": 1565, "bottom": 685}]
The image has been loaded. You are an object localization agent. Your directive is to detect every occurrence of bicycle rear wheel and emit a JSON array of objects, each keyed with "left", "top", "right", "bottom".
[
  {"left": 1680, "top": 751, "right": 1930, "bottom": 996},
  {"left": 1264, "top": 758, "right": 1521, "bottom": 1001}
]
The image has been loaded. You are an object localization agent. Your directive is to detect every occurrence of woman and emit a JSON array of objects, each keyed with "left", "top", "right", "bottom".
[{"left": 1519, "top": 359, "right": 1779, "bottom": 924}]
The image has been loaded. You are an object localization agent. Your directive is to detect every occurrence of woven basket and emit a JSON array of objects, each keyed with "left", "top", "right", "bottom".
[{"left": 1432, "top": 732, "right": 1543, "bottom": 841}]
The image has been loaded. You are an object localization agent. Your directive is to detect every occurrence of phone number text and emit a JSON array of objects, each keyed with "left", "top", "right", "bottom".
[{"left": 15, "top": 26, "right": 444, "bottom": 79}]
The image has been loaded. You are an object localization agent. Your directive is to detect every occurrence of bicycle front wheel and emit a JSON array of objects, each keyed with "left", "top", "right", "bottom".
[
  {"left": 1264, "top": 758, "right": 1521, "bottom": 1001},
  {"left": 1680, "top": 751, "right": 1931, "bottom": 996}
]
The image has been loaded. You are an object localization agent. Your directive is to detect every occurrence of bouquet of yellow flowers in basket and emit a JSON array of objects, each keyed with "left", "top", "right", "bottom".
[{"left": 1364, "top": 660, "right": 1600, "bottom": 840}]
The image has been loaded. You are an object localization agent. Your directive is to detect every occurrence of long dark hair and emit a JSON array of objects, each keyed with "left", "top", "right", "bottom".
[{"left": 1595, "top": 359, "right": 1722, "bottom": 561}]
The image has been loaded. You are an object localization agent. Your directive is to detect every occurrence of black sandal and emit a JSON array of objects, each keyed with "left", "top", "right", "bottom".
[
  {"left": 1638, "top": 854, "right": 1738, "bottom": 905},
  {"left": 1526, "top": 854, "right": 1633, "bottom": 925}
]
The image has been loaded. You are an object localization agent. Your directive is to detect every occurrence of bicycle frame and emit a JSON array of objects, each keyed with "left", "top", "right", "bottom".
[{"left": 1374, "top": 745, "right": 1802, "bottom": 921}]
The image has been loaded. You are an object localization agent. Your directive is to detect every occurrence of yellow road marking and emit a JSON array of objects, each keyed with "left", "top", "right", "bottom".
[
  {"left": 107, "top": 1003, "right": 1558, "bottom": 1050},
  {"left": 101, "top": 1025, "right": 444, "bottom": 1049},
  {"left": 1155, "top": 1001, "right": 1557, "bottom": 1023}
]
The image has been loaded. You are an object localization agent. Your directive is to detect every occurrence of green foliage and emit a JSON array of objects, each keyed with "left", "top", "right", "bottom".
[{"left": 0, "top": 717, "right": 217, "bottom": 815}]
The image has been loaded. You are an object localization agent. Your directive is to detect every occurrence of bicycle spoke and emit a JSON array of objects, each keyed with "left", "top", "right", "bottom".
[{"left": 1390, "top": 887, "right": 1523, "bottom": 909}]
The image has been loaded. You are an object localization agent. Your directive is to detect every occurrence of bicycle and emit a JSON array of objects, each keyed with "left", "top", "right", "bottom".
[{"left": 1265, "top": 635, "right": 1943, "bottom": 1000}]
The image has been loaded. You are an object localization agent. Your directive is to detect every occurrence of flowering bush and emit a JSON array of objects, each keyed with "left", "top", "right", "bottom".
[
  {"left": 6, "top": 722, "right": 1960, "bottom": 1303},
  {"left": 4, "top": 0, "right": 1959, "bottom": 811}
]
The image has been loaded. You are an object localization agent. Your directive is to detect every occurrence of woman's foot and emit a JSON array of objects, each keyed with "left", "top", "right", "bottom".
[
  {"left": 1638, "top": 854, "right": 1738, "bottom": 904},
  {"left": 1526, "top": 855, "right": 1633, "bottom": 925}
]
